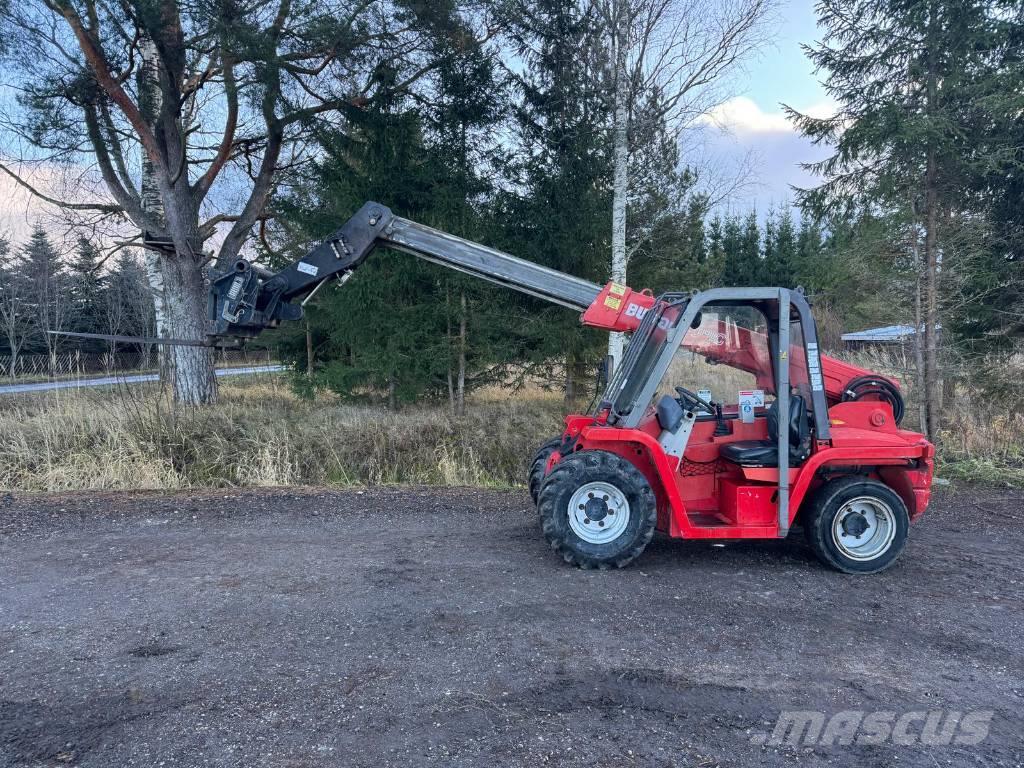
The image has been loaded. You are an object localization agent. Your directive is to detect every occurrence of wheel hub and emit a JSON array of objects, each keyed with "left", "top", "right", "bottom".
[
  {"left": 584, "top": 496, "right": 610, "bottom": 522},
  {"left": 567, "top": 482, "right": 630, "bottom": 545},
  {"left": 831, "top": 496, "right": 897, "bottom": 561},
  {"left": 841, "top": 511, "right": 869, "bottom": 538}
]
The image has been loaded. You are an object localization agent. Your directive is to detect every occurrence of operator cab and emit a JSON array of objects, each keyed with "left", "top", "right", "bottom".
[{"left": 598, "top": 288, "right": 832, "bottom": 533}]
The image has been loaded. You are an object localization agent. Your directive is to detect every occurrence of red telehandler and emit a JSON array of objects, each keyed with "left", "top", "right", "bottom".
[{"left": 126, "top": 202, "right": 937, "bottom": 573}]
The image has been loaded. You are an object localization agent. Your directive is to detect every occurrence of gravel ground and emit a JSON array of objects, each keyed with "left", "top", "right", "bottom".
[{"left": 0, "top": 485, "right": 1021, "bottom": 767}]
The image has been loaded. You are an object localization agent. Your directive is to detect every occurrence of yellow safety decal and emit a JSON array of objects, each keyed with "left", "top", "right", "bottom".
[
  {"left": 609, "top": 283, "right": 626, "bottom": 296},
  {"left": 604, "top": 296, "right": 622, "bottom": 310},
  {"left": 830, "top": 419, "right": 846, "bottom": 426}
]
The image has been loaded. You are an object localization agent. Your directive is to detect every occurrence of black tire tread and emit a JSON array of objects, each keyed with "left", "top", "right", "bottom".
[
  {"left": 537, "top": 450, "right": 657, "bottom": 569},
  {"left": 528, "top": 437, "right": 563, "bottom": 505},
  {"left": 803, "top": 476, "right": 909, "bottom": 575}
]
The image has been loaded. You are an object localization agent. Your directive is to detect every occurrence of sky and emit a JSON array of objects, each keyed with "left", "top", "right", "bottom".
[{"left": 697, "top": 0, "right": 835, "bottom": 214}]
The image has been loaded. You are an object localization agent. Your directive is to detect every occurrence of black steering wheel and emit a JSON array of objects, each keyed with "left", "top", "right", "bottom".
[{"left": 674, "top": 386, "right": 716, "bottom": 414}]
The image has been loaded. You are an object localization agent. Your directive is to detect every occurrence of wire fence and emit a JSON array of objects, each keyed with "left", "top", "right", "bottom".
[{"left": 0, "top": 348, "right": 279, "bottom": 382}]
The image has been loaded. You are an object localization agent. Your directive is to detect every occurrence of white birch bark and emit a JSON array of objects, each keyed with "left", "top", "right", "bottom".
[
  {"left": 607, "top": 11, "right": 630, "bottom": 368},
  {"left": 139, "top": 37, "right": 170, "bottom": 382}
]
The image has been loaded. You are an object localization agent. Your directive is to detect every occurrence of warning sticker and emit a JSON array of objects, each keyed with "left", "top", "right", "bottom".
[
  {"left": 609, "top": 283, "right": 626, "bottom": 296},
  {"left": 806, "top": 342, "right": 825, "bottom": 391},
  {"left": 297, "top": 261, "right": 319, "bottom": 276},
  {"left": 738, "top": 389, "right": 764, "bottom": 423},
  {"left": 604, "top": 296, "right": 622, "bottom": 310}
]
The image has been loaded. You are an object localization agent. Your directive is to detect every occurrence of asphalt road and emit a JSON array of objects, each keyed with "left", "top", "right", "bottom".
[
  {"left": 0, "top": 485, "right": 1021, "bottom": 767},
  {"left": 0, "top": 365, "right": 284, "bottom": 395}
]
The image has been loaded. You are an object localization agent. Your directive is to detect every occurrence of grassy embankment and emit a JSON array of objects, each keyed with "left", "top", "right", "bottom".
[
  {"left": 0, "top": 352, "right": 1021, "bottom": 492},
  {"left": 0, "top": 377, "right": 566, "bottom": 491}
]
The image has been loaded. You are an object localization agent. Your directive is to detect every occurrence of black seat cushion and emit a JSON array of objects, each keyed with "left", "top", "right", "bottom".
[
  {"left": 655, "top": 394, "right": 684, "bottom": 432},
  {"left": 719, "top": 395, "right": 810, "bottom": 467},
  {"left": 719, "top": 440, "right": 781, "bottom": 466}
]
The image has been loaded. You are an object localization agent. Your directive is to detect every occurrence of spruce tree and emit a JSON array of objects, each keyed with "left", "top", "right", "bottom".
[
  {"left": 501, "top": 0, "right": 612, "bottom": 400},
  {"left": 21, "top": 226, "right": 66, "bottom": 364},
  {"left": 787, "top": 0, "right": 1007, "bottom": 439},
  {"left": 67, "top": 237, "right": 105, "bottom": 351}
]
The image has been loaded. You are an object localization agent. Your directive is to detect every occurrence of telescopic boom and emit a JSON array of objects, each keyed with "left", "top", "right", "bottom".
[{"left": 208, "top": 201, "right": 897, "bottom": 409}]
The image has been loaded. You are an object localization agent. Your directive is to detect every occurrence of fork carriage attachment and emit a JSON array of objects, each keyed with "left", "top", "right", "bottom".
[{"left": 209, "top": 201, "right": 934, "bottom": 574}]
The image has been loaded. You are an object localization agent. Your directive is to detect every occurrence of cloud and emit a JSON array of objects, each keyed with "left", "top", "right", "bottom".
[
  {"left": 692, "top": 97, "right": 838, "bottom": 213},
  {"left": 701, "top": 96, "right": 793, "bottom": 135},
  {"left": 699, "top": 96, "right": 839, "bottom": 137}
]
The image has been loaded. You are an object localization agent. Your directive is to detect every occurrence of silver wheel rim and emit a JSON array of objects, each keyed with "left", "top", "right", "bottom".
[
  {"left": 831, "top": 496, "right": 897, "bottom": 561},
  {"left": 568, "top": 481, "right": 630, "bottom": 545}
]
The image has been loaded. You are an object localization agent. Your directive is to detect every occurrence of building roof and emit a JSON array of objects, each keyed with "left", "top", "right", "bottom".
[{"left": 840, "top": 325, "right": 917, "bottom": 343}]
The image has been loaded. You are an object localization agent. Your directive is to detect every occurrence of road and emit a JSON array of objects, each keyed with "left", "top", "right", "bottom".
[
  {"left": 0, "top": 485, "right": 1021, "bottom": 767},
  {"left": 0, "top": 365, "right": 284, "bottom": 395}
]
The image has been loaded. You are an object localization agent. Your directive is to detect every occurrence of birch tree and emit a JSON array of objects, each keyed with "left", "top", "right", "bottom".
[{"left": 593, "top": 0, "right": 772, "bottom": 366}]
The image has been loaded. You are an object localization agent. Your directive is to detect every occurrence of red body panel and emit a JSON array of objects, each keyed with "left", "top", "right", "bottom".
[{"left": 555, "top": 398, "right": 934, "bottom": 541}]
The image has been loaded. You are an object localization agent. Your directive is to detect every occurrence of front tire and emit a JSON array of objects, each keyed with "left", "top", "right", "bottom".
[
  {"left": 538, "top": 450, "right": 656, "bottom": 569},
  {"left": 803, "top": 477, "right": 909, "bottom": 574}
]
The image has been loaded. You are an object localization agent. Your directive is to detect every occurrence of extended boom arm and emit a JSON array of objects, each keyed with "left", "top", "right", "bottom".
[{"left": 209, "top": 201, "right": 897, "bottom": 411}]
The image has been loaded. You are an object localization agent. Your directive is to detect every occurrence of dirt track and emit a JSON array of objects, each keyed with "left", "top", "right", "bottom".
[{"left": 0, "top": 485, "right": 1021, "bottom": 767}]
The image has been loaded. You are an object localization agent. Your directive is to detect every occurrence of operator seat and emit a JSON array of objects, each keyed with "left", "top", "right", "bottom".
[{"left": 719, "top": 395, "right": 811, "bottom": 467}]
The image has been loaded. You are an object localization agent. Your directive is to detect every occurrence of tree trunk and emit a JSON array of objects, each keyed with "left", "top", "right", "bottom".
[
  {"left": 305, "top": 321, "right": 314, "bottom": 377},
  {"left": 160, "top": 255, "right": 218, "bottom": 405},
  {"left": 922, "top": 8, "right": 941, "bottom": 444},
  {"left": 456, "top": 291, "right": 467, "bottom": 417},
  {"left": 139, "top": 36, "right": 170, "bottom": 384},
  {"left": 564, "top": 354, "right": 575, "bottom": 405},
  {"left": 446, "top": 287, "right": 455, "bottom": 415},
  {"left": 607, "top": 21, "right": 629, "bottom": 369},
  {"left": 447, "top": 367, "right": 456, "bottom": 415},
  {"left": 143, "top": 252, "right": 170, "bottom": 381},
  {"left": 942, "top": 376, "right": 956, "bottom": 409},
  {"left": 913, "top": 241, "right": 927, "bottom": 435},
  {"left": 923, "top": 161, "right": 940, "bottom": 442}
]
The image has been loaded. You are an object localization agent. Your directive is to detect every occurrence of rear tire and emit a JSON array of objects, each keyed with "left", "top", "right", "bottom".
[
  {"left": 803, "top": 477, "right": 909, "bottom": 574},
  {"left": 538, "top": 450, "right": 656, "bottom": 569},
  {"left": 528, "top": 437, "right": 563, "bottom": 505}
]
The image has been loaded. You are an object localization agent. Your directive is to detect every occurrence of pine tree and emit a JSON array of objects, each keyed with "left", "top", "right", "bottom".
[
  {"left": 767, "top": 209, "right": 796, "bottom": 287},
  {"left": 273, "top": 21, "right": 510, "bottom": 408},
  {"left": 421, "top": 22, "right": 510, "bottom": 414}
]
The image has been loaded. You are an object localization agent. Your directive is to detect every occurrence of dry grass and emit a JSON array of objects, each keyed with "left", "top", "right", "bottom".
[
  {"left": 0, "top": 377, "right": 566, "bottom": 492},
  {"left": 2, "top": 351, "right": 1022, "bottom": 492},
  {"left": 835, "top": 348, "right": 1024, "bottom": 485}
]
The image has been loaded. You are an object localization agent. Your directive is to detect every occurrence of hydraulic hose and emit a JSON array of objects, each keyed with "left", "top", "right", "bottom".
[{"left": 840, "top": 375, "right": 906, "bottom": 426}]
